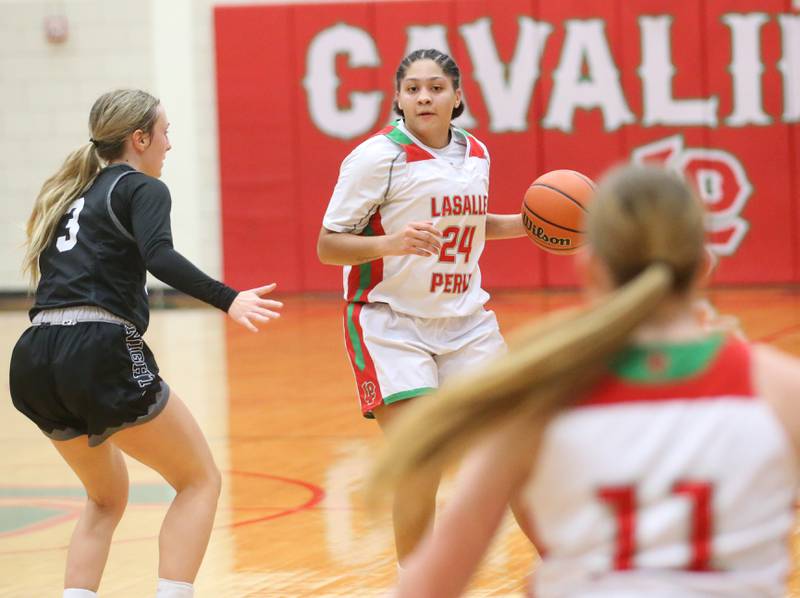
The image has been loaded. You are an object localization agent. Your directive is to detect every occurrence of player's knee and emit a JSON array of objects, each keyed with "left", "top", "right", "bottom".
[
  {"left": 196, "top": 462, "right": 222, "bottom": 498},
  {"left": 88, "top": 489, "right": 128, "bottom": 519},
  {"left": 174, "top": 462, "right": 222, "bottom": 499},
  {"left": 193, "top": 465, "right": 222, "bottom": 504}
]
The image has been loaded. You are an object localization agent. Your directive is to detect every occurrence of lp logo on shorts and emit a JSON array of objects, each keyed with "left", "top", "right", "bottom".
[{"left": 360, "top": 381, "right": 378, "bottom": 408}]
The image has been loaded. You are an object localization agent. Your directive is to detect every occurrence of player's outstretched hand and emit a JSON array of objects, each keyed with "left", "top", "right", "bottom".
[
  {"left": 387, "top": 221, "right": 442, "bottom": 257},
  {"left": 228, "top": 283, "right": 283, "bottom": 332}
]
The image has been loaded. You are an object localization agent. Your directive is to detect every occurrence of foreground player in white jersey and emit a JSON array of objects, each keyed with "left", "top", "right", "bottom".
[
  {"left": 317, "top": 48, "right": 526, "bottom": 563},
  {"left": 370, "top": 164, "right": 800, "bottom": 597}
]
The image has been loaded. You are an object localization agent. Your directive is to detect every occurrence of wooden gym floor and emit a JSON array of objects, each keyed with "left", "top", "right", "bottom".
[{"left": 1, "top": 287, "right": 800, "bottom": 597}]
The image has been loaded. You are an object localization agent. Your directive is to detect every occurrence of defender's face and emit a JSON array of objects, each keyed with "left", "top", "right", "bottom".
[{"left": 140, "top": 104, "right": 171, "bottom": 178}]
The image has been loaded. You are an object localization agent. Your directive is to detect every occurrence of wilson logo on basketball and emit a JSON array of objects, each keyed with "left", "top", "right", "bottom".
[
  {"left": 522, "top": 211, "right": 572, "bottom": 248},
  {"left": 632, "top": 135, "right": 752, "bottom": 256}
]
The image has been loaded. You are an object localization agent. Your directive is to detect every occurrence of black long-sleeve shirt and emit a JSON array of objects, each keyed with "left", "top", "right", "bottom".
[{"left": 32, "top": 164, "right": 237, "bottom": 332}]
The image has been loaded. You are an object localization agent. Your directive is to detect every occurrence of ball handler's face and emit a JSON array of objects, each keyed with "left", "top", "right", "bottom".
[{"left": 396, "top": 59, "right": 461, "bottom": 148}]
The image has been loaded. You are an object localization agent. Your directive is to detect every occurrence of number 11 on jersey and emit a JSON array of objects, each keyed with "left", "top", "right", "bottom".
[{"left": 598, "top": 481, "right": 713, "bottom": 572}]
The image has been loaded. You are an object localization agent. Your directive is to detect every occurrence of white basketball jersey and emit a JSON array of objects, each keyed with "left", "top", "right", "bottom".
[
  {"left": 323, "top": 120, "right": 490, "bottom": 318},
  {"left": 520, "top": 335, "right": 798, "bottom": 597}
]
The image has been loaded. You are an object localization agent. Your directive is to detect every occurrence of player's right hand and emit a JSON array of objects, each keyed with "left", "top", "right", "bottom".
[
  {"left": 387, "top": 221, "right": 442, "bottom": 257},
  {"left": 228, "top": 283, "right": 283, "bottom": 332}
]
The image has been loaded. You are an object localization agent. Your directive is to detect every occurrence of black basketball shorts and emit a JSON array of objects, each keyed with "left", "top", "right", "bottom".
[{"left": 9, "top": 316, "right": 169, "bottom": 446}]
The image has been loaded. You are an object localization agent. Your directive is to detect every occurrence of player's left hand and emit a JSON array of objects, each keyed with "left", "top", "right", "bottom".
[{"left": 228, "top": 283, "right": 283, "bottom": 332}]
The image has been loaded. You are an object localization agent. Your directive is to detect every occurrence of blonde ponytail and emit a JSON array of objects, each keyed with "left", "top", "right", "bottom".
[
  {"left": 23, "top": 143, "right": 101, "bottom": 285},
  {"left": 22, "top": 89, "right": 159, "bottom": 287},
  {"left": 368, "top": 263, "right": 673, "bottom": 497}
]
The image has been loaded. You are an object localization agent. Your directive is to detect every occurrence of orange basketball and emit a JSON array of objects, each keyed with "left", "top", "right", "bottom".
[{"left": 521, "top": 169, "right": 595, "bottom": 255}]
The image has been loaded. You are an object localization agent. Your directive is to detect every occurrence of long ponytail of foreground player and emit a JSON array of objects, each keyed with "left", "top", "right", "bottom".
[
  {"left": 368, "top": 164, "right": 706, "bottom": 499},
  {"left": 23, "top": 89, "right": 159, "bottom": 286}
]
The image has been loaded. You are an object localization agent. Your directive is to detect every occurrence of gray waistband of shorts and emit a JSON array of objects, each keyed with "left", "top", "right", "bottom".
[{"left": 32, "top": 305, "right": 134, "bottom": 328}]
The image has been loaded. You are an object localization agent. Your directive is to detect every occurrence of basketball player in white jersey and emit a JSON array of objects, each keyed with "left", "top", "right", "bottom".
[
  {"left": 370, "top": 164, "right": 800, "bottom": 597},
  {"left": 317, "top": 49, "right": 527, "bottom": 564}
]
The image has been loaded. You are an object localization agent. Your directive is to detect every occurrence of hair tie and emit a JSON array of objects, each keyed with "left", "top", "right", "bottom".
[{"left": 89, "top": 138, "right": 99, "bottom": 148}]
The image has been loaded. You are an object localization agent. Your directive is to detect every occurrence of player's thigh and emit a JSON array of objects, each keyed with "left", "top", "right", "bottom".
[
  {"left": 373, "top": 393, "right": 425, "bottom": 430},
  {"left": 51, "top": 436, "right": 129, "bottom": 509},
  {"left": 111, "top": 391, "right": 219, "bottom": 491}
]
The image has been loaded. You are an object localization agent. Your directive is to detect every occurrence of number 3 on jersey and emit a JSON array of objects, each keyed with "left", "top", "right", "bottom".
[{"left": 56, "top": 197, "right": 85, "bottom": 252}]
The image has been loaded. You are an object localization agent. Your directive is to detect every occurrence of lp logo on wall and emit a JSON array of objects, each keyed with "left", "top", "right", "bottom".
[{"left": 632, "top": 136, "right": 752, "bottom": 257}]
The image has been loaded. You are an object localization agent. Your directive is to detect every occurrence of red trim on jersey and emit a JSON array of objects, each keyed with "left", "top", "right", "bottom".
[
  {"left": 379, "top": 124, "right": 436, "bottom": 162},
  {"left": 343, "top": 302, "right": 383, "bottom": 416},
  {"left": 364, "top": 211, "right": 384, "bottom": 297},
  {"left": 468, "top": 138, "right": 486, "bottom": 159},
  {"left": 345, "top": 265, "right": 359, "bottom": 303},
  {"left": 345, "top": 211, "right": 385, "bottom": 303},
  {"left": 582, "top": 337, "right": 753, "bottom": 407},
  {"left": 404, "top": 143, "right": 436, "bottom": 163}
]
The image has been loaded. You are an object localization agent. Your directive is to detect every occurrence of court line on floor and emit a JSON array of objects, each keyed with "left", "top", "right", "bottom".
[
  {"left": 0, "top": 470, "right": 325, "bottom": 555},
  {"left": 755, "top": 323, "right": 800, "bottom": 343}
]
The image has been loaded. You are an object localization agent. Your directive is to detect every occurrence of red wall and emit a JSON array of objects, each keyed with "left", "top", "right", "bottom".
[{"left": 215, "top": 1, "right": 799, "bottom": 292}]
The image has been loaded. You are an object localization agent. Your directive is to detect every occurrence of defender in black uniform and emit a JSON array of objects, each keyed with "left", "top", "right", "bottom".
[{"left": 9, "top": 90, "right": 282, "bottom": 598}]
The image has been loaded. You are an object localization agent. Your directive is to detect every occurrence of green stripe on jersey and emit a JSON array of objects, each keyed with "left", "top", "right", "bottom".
[
  {"left": 353, "top": 218, "right": 378, "bottom": 301},
  {"left": 345, "top": 303, "right": 366, "bottom": 371},
  {"left": 353, "top": 263, "right": 370, "bottom": 302},
  {"left": 611, "top": 334, "right": 725, "bottom": 383},
  {"left": 347, "top": 216, "right": 380, "bottom": 367},
  {"left": 386, "top": 126, "right": 413, "bottom": 146}
]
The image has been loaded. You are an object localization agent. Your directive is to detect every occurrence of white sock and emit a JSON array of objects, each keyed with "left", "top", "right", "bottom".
[
  {"left": 156, "top": 578, "right": 194, "bottom": 598},
  {"left": 63, "top": 590, "right": 98, "bottom": 598}
]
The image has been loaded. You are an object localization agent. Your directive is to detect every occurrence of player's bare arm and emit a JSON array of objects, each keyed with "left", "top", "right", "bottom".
[
  {"left": 753, "top": 344, "right": 800, "bottom": 456},
  {"left": 317, "top": 223, "right": 442, "bottom": 265},
  {"left": 486, "top": 213, "right": 526, "bottom": 240}
]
